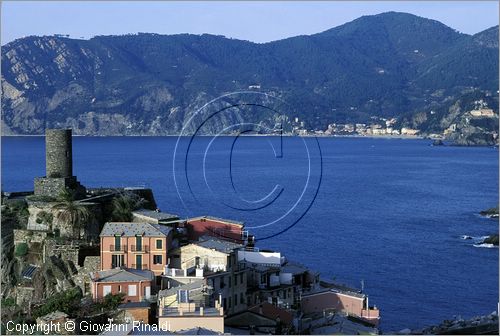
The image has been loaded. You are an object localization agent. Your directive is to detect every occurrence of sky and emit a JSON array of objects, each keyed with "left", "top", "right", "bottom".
[{"left": 1, "top": 1, "right": 499, "bottom": 45}]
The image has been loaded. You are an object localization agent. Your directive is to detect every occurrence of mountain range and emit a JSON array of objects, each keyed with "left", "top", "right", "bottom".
[{"left": 1, "top": 12, "right": 498, "bottom": 141}]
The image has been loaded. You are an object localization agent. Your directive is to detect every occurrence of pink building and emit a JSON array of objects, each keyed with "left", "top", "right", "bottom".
[
  {"left": 301, "top": 288, "right": 380, "bottom": 326},
  {"left": 90, "top": 268, "right": 154, "bottom": 303},
  {"left": 99, "top": 222, "right": 173, "bottom": 277},
  {"left": 185, "top": 216, "right": 245, "bottom": 243}
]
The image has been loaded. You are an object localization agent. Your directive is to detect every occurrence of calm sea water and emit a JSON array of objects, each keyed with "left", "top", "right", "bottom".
[{"left": 2, "top": 136, "right": 498, "bottom": 331}]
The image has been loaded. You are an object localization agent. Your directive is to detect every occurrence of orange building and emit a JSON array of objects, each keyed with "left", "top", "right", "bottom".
[
  {"left": 185, "top": 216, "right": 245, "bottom": 243},
  {"left": 99, "top": 222, "right": 173, "bottom": 277},
  {"left": 90, "top": 268, "right": 154, "bottom": 303}
]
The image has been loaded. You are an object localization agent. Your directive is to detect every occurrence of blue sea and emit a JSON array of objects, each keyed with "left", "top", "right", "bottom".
[{"left": 2, "top": 136, "right": 498, "bottom": 331}]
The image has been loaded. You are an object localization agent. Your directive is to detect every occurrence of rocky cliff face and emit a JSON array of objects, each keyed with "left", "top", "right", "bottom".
[{"left": 1, "top": 13, "right": 498, "bottom": 136}]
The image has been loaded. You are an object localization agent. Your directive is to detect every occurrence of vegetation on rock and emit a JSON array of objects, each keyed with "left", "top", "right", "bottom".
[
  {"left": 14, "top": 243, "right": 28, "bottom": 257},
  {"left": 32, "top": 287, "right": 82, "bottom": 318},
  {"left": 51, "top": 189, "right": 92, "bottom": 239}
]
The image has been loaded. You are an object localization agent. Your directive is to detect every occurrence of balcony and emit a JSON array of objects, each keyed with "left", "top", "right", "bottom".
[
  {"left": 131, "top": 245, "right": 149, "bottom": 253},
  {"left": 131, "top": 264, "right": 148, "bottom": 270},
  {"left": 110, "top": 245, "right": 126, "bottom": 252}
]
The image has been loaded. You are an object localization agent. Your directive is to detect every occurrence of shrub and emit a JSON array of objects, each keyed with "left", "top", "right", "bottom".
[
  {"left": 99, "top": 293, "right": 126, "bottom": 310},
  {"left": 33, "top": 287, "right": 82, "bottom": 318},
  {"left": 1, "top": 297, "right": 16, "bottom": 307},
  {"left": 14, "top": 243, "right": 28, "bottom": 257}
]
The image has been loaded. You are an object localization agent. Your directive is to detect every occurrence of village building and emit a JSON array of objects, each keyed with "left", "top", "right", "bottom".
[
  {"left": 99, "top": 222, "right": 173, "bottom": 278},
  {"left": 400, "top": 127, "right": 420, "bottom": 136},
  {"left": 131, "top": 209, "right": 180, "bottom": 225},
  {"left": 157, "top": 281, "right": 224, "bottom": 333},
  {"left": 36, "top": 311, "right": 72, "bottom": 335},
  {"left": 184, "top": 216, "right": 246, "bottom": 243},
  {"left": 90, "top": 268, "right": 155, "bottom": 303},
  {"left": 225, "top": 302, "right": 294, "bottom": 334},
  {"left": 300, "top": 282, "right": 380, "bottom": 326},
  {"left": 117, "top": 301, "right": 152, "bottom": 324},
  {"left": 167, "top": 236, "right": 248, "bottom": 315},
  {"left": 470, "top": 108, "right": 496, "bottom": 118}
]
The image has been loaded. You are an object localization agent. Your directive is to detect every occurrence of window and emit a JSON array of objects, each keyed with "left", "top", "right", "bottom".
[
  {"left": 223, "top": 298, "right": 227, "bottom": 311},
  {"left": 136, "top": 236, "right": 142, "bottom": 251},
  {"left": 228, "top": 297, "right": 232, "bottom": 308},
  {"left": 136, "top": 255, "right": 142, "bottom": 270},
  {"left": 234, "top": 275, "right": 237, "bottom": 286},
  {"left": 103, "top": 285, "right": 111, "bottom": 296},
  {"left": 220, "top": 278, "right": 225, "bottom": 289},
  {"left": 228, "top": 276, "right": 231, "bottom": 288},
  {"left": 156, "top": 239, "right": 163, "bottom": 249},
  {"left": 114, "top": 236, "right": 121, "bottom": 250},
  {"left": 118, "top": 285, "right": 122, "bottom": 293},
  {"left": 153, "top": 255, "right": 163, "bottom": 265},
  {"left": 111, "top": 255, "right": 124, "bottom": 268},
  {"left": 128, "top": 285, "right": 137, "bottom": 296},
  {"left": 234, "top": 295, "right": 237, "bottom": 306},
  {"left": 240, "top": 293, "right": 245, "bottom": 304},
  {"left": 240, "top": 273, "right": 243, "bottom": 284}
]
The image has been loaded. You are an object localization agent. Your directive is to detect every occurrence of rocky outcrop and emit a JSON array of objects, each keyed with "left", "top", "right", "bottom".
[
  {"left": 482, "top": 235, "right": 499, "bottom": 246},
  {"left": 396, "top": 312, "right": 499, "bottom": 335}
]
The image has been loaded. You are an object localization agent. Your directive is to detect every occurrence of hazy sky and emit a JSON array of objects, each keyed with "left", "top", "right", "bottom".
[{"left": 2, "top": 1, "right": 498, "bottom": 45}]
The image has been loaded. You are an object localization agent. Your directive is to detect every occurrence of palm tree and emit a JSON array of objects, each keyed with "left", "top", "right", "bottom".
[
  {"left": 52, "top": 188, "right": 91, "bottom": 239},
  {"left": 111, "top": 192, "right": 144, "bottom": 222}
]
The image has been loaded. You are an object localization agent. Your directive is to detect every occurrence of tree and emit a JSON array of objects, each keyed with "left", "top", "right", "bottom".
[
  {"left": 111, "top": 192, "right": 144, "bottom": 222},
  {"left": 33, "top": 287, "right": 82, "bottom": 318},
  {"left": 51, "top": 189, "right": 91, "bottom": 239},
  {"left": 14, "top": 243, "right": 28, "bottom": 257}
]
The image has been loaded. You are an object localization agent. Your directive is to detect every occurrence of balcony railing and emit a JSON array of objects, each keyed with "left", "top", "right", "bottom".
[
  {"left": 110, "top": 245, "right": 127, "bottom": 252},
  {"left": 131, "top": 264, "right": 148, "bottom": 270},
  {"left": 131, "top": 245, "right": 149, "bottom": 252}
]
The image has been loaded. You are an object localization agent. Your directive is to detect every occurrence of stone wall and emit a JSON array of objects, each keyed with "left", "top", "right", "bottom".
[
  {"left": 34, "top": 176, "right": 86, "bottom": 199},
  {"left": 73, "top": 256, "right": 101, "bottom": 295},
  {"left": 16, "top": 286, "right": 35, "bottom": 306},
  {"left": 27, "top": 201, "right": 101, "bottom": 241},
  {"left": 27, "top": 202, "right": 54, "bottom": 231},
  {"left": 13, "top": 229, "right": 47, "bottom": 244}
]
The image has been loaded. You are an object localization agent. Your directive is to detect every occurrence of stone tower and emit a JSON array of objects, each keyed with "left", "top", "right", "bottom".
[
  {"left": 34, "top": 129, "right": 86, "bottom": 199},
  {"left": 46, "top": 129, "right": 73, "bottom": 178}
]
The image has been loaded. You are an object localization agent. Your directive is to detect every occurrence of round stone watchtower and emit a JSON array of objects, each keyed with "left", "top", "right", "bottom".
[
  {"left": 34, "top": 128, "right": 85, "bottom": 199},
  {"left": 46, "top": 129, "right": 73, "bottom": 178}
]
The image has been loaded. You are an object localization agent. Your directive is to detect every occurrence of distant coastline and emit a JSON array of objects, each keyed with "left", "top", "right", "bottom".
[{"left": 0, "top": 133, "right": 425, "bottom": 139}]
